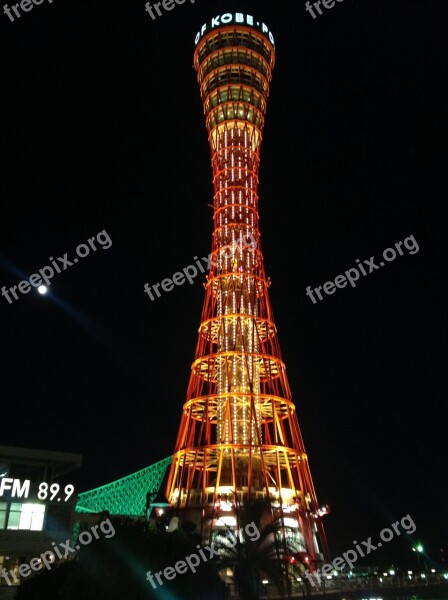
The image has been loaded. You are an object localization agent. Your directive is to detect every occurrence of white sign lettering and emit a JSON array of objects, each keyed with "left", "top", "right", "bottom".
[
  {"left": 195, "top": 13, "right": 275, "bottom": 48},
  {"left": 0, "top": 478, "right": 30, "bottom": 498}
]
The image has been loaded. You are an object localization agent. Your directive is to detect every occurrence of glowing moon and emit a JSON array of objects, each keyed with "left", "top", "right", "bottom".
[{"left": 38, "top": 285, "right": 47, "bottom": 295}]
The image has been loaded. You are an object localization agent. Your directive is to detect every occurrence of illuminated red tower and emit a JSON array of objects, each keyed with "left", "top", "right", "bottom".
[{"left": 166, "top": 12, "right": 330, "bottom": 565}]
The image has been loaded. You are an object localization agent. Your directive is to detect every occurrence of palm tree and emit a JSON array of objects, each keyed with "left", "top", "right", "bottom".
[{"left": 213, "top": 499, "right": 305, "bottom": 600}]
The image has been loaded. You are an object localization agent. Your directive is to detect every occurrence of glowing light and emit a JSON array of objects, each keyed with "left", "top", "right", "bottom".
[
  {"left": 76, "top": 456, "right": 171, "bottom": 516},
  {"left": 218, "top": 516, "right": 237, "bottom": 527},
  {"left": 38, "top": 285, "right": 47, "bottom": 295}
]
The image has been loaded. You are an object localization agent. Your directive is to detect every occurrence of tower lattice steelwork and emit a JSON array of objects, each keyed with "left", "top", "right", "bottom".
[{"left": 166, "top": 14, "right": 330, "bottom": 565}]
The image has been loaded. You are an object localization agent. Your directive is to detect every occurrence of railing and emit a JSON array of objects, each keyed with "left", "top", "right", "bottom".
[{"left": 257, "top": 572, "right": 448, "bottom": 599}]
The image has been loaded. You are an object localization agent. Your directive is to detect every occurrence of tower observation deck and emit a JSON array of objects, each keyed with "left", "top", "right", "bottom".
[{"left": 166, "top": 12, "right": 330, "bottom": 565}]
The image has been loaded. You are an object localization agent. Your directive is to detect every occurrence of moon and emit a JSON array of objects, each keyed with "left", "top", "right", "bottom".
[{"left": 38, "top": 285, "right": 47, "bottom": 295}]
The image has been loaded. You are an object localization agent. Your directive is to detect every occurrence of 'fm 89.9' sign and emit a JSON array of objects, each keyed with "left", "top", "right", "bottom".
[{"left": 0, "top": 478, "right": 75, "bottom": 502}]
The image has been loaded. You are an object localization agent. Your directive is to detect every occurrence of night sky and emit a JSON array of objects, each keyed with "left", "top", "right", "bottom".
[{"left": 3, "top": 0, "right": 447, "bottom": 570}]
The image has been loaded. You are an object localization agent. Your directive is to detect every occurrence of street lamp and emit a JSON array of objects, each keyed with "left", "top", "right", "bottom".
[{"left": 412, "top": 544, "right": 424, "bottom": 572}]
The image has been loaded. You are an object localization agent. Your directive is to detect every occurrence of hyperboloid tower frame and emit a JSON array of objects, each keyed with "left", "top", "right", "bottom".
[{"left": 166, "top": 13, "right": 330, "bottom": 566}]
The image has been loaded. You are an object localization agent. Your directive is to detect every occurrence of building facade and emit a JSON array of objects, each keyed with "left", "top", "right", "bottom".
[{"left": 0, "top": 445, "right": 81, "bottom": 594}]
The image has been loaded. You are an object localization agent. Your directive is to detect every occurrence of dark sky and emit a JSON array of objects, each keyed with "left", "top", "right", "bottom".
[{"left": 3, "top": 0, "right": 447, "bottom": 570}]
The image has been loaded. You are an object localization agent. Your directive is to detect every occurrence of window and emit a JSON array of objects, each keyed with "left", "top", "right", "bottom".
[
  {"left": 7, "top": 503, "right": 45, "bottom": 531},
  {"left": 0, "top": 503, "right": 7, "bottom": 529},
  {"left": 197, "top": 31, "right": 273, "bottom": 65},
  {"left": 7, "top": 504, "right": 20, "bottom": 529}
]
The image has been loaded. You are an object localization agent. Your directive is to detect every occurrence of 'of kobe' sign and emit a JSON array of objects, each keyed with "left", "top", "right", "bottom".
[{"left": 194, "top": 13, "right": 275, "bottom": 48}]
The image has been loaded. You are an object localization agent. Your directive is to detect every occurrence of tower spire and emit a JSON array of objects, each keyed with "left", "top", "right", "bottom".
[{"left": 166, "top": 12, "right": 330, "bottom": 565}]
